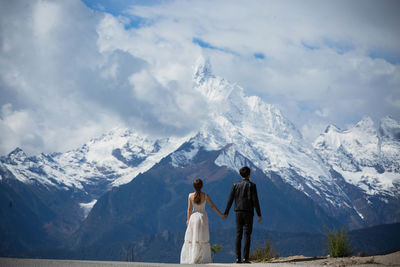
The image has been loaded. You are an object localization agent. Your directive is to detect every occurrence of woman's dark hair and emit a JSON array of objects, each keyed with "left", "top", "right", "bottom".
[
  {"left": 240, "top": 166, "right": 251, "bottom": 178},
  {"left": 193, "top": 178, "right": 203, "bottom": 204}
]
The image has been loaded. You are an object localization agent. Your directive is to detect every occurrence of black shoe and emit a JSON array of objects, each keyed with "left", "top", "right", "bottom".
[
  {"left": 242, "top": 259, "right": 251, "bottom": 264},
  {"left": 235, "top": 259, "right": 242, "bottom": 264}
]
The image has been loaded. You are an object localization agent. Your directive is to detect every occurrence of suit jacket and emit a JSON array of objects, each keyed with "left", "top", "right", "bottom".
[{"left": 224, "top": 178, "right": 261, "bottom": 216}]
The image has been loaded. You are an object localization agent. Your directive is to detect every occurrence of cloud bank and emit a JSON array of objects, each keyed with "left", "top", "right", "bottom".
[{"left": 1, "top": 0, "right": 399, "bottom": 155}]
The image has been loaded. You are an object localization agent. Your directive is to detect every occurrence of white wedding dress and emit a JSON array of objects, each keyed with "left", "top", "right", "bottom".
[{"left": 180, "top": 196, "right": 212, "bottom": 264}]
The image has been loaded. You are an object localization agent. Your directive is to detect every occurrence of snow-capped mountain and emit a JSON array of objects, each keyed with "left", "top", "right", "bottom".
[
  {"left": 1, "top": 128, "right": 186, "bottom": 197},
  {"left": 173, "top": 57, "right": 353, "bottom": 213}
]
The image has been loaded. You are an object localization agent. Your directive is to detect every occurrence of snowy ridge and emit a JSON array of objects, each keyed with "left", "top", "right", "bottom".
[
  {"left": 313, "top": 116, "right": 400, "bottom": 197},
  {"left": 58, "top": 127, "right": 188, "bottom": 187},
  {"left": 1, "top": 127, "right": 188, "bottom": 194}
]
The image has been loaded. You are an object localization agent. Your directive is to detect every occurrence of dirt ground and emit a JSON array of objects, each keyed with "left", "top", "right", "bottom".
[
  {"left": 269, "top": 250, "right": 400, "bottom": 266},
  {"left": 0, "top": 252, "right": 399, "bottom": 267}
]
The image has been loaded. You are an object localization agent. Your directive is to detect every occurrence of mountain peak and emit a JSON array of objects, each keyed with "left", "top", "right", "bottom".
[
  {"left": 192, "top": 59, "right": 238, "bottom": 104},
  {"left": 8, "top": 147, "right": 27, "bottom": 163},
  {"left": 9, "top": 147, "right": 23, "bottom": 154},
  {"left": 324, "top": 124, "right": 341, "bottom": 133},
  {"left": 355, "top": 116, "right": 375, "bottom": 130},
  {"left": 193, "top": 55, "right": 214, "bottom": 84}
]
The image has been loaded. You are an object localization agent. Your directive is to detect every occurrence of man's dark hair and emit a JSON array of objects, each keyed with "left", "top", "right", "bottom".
[{"left": 239, "top": 166, "right": 251, "bottom": 178}]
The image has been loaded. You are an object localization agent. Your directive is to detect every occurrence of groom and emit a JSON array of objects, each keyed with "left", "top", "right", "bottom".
[{"left": 223, "top": 166, "right": 262, "bottom": 263}]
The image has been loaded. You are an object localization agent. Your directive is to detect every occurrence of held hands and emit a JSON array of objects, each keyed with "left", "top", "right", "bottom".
[{"left": 218, "top": 211, "right": 227, "bottom": 219}]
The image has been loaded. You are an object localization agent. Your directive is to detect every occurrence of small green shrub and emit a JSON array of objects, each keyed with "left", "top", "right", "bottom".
[
  {"left": 210, "top": 244, "right": 223, "bottom": 263},
  {"left": 249, "top": 238, "right": 279, "bottom": 262},
  {"left": 325, "top": 227, "right": 352, "bottom": 257}
]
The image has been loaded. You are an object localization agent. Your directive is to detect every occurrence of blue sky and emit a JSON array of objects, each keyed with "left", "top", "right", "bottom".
[
  {"left": 81, "top": 0, "right": 164, "bottom": 28},
  {"left": 0, "top": 0, "right": 399, "bottom": 155}
]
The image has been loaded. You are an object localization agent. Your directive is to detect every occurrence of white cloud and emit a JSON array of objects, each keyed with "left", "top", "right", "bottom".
[
  {"left": 301, "top": 120, "right": 328, "bottom": 143},
  {"left": 1, "top": 0, "right": 399, "bottom": 155},
  {"left": 387, "top": 96, "right": 400, "bottom": 109},
  {"left": 129, "top": 70, "right": 161, "bottom": 102},
  {"left": 33, "top": 0, "right": 61, "bottom": 41},
  {"left": 0, "top": 0, "right": 130, "bottom": 155},
  {"left": 315, "top": 108, "right": 330, "bottom": 118},
  {"left": 0, "top": 104, "right": 43, "bottom": 153}
]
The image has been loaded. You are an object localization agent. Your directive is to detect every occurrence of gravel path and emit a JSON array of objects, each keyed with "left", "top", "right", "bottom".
[{"left": 0, "top": 258, "right": 294, "bottom": 267}]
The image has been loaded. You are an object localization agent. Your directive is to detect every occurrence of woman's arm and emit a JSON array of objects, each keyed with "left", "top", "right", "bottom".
[
  {"left": 206, "top": 194, "right": 226, "bottom": 218},
  {"left": 186, "top": 194, "right": 192, "bottom": 225}
]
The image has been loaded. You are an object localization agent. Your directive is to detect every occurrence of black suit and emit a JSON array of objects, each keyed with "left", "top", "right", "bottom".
[{"left": 224, "top": 178, "right": 261, "bottom": 261}]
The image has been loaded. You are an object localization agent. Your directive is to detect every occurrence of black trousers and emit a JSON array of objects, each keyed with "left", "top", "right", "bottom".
[{"left": 235, "top": 211, "right": 253, "bottom": 260}]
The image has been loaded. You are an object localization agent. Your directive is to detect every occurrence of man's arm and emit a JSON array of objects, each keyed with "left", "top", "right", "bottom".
[
  {"left": 224, "top": 184, "right": 235, "bottom": 215},
  {"left": 252, "top": 184, "right": 262, "bottom": 219}
]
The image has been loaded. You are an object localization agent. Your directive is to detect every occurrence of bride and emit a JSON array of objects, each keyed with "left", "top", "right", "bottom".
[{"left": 180, "top": 178, "right": 225, "bottom": 264}]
